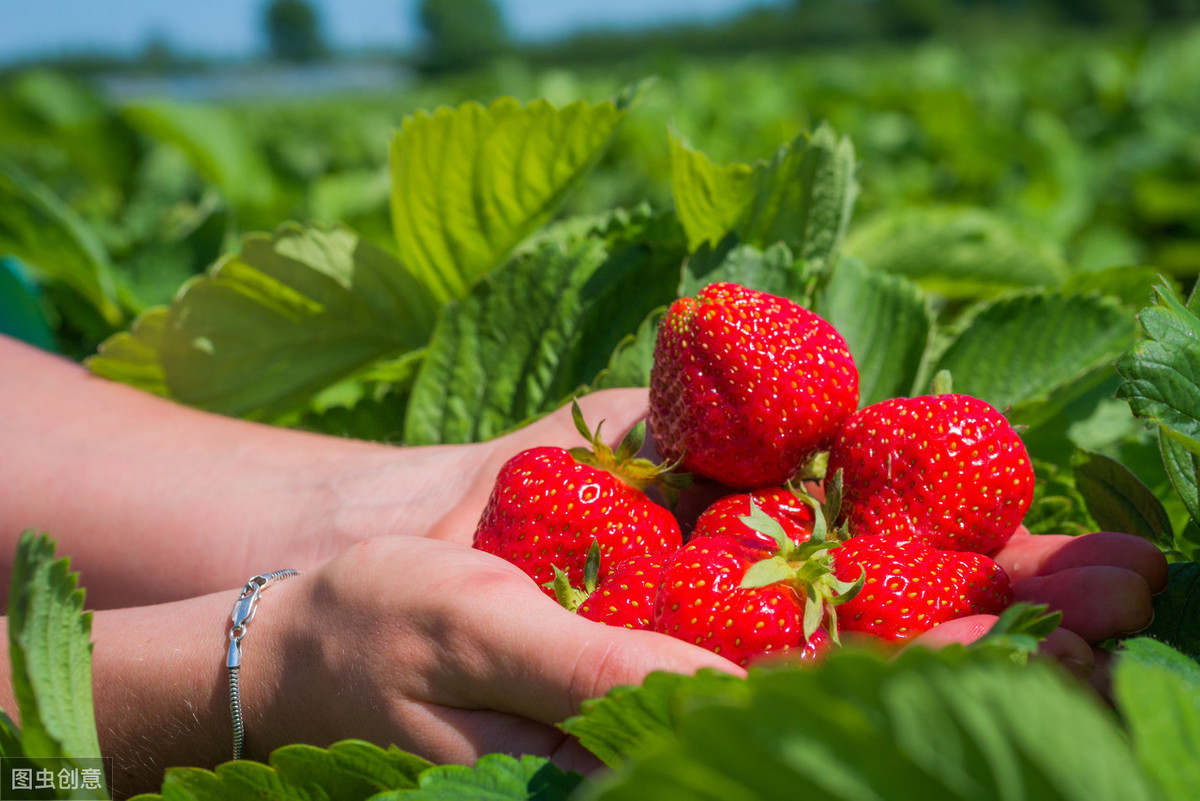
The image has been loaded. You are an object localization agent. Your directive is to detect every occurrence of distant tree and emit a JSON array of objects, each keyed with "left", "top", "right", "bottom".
[
  {"left": 417, "top": 0, "right": 507, "bottom": 73},
  {"left": 264, "top": 0, "right": 327, "bottom": 62}
]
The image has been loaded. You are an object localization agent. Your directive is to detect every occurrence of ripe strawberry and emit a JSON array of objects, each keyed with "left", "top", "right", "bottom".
[
  {"left": 649, "top": 282, "right": 859, "bottom": 489},
  {"left": 473, "top": 402, "right": 683, "bottom": 596},
  {"left": 690, "top": 486, "right": 816, "bottom": 551},
  {"left": 652, "top": 534, "right": 831, "bottom": 667},
  {"left": 577, "top": 553, "right": 671, "bottom": 630},
  {"left": 827, "top": 391, "right": 1034, "bottom": 554},
  {"left": 832, "top": 534, "right": 1012, "bottom": 642}
]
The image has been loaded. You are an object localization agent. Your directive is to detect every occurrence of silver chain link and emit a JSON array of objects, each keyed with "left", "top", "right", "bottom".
[{"left": 227, "top": 569, "right": 301, "bottom": 760}]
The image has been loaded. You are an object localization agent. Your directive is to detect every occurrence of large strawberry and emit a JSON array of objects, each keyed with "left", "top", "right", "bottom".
[
  {"left": 832, "top": 533, "right": 1012, "bottom": 643},
  {"left": 649, "top": 282, "right": 859, "bottom": 489},
  {"left": 473, "top": 402, "right": 683, "bottom": 596},
  {"left": 827, "top": 390, "right": 1034, "bottom": 554},
  {"left": 652, "top": 533, "right": 832, "bottom": 667}
]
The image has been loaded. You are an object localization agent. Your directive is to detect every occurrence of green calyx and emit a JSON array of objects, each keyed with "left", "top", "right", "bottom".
[
  {"left": 567, "top": 398, "right": 691, "bottom": 504},
  {"left": 548, "top": 540, "right": 602, "bottom": 612},
  {"left": 737, "top": 485, "right": 863, "bottom": 645}
]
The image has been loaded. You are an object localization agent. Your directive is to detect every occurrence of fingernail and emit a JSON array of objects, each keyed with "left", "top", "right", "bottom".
[{"left": 1059, "top": 657, "right": 1096, "bottom": 681}]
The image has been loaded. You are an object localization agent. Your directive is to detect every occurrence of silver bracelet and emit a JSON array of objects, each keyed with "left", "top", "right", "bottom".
[{"left": 227, "top": 569, "right": 301, "bottom": 760}]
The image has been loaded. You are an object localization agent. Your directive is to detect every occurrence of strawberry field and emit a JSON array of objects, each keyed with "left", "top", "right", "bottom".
[{"left": 3, "top": 20, "right": 1200, "bottom": 801}]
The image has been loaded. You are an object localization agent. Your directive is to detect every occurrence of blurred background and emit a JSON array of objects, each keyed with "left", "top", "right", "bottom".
[{"left": 2, "top": 0, "right": 1199, "bottom": 356}]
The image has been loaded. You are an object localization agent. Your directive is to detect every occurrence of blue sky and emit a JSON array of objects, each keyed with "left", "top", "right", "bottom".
[{"left": 0, "top": 0, "right": 786, "bottom": 64}]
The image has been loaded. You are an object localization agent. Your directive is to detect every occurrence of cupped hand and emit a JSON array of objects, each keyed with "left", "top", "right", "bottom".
[
  {"left": 247, "top": 534, "right": 742, "bottom": 770},
  {"left": 910, "top": 525, "right": 1169, "bottom": 688}
]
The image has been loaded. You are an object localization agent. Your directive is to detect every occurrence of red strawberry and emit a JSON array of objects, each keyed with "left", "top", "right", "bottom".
[
  {"left": 649, "top": 282, "right": 859, "bottom": 489},
  {"left": 473, "top": 402, "right": 683, "bottom": 596},
  {"left": 652, "top": 534, "right": 832, "bottom": 667},
  {"left": 690, "top": 486, "right": 816, "bottom": 551},
  {"left": 832, "top": 534, "right": 1012, "bottom": 643},
  {"left": 827, "top": 391, "right": 1034, "bottom": 554},
  {"left": 577, "top": 553, "right": 671, "bottom": 630}
]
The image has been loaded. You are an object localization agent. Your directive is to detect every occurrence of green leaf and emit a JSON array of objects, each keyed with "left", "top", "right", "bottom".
[
  {"left": 375, "top": 755, "right": 583, "bottom": 801},
  {"left": 679, "top": 238, "right": 810, "bottom": 302},
  {"left": 0, "top": 160, "right": 122, "bottom": 326},
  {"left": 671, "top": 124, "right": 858, "bottom": 272},
  {"left": 1112, "top": 638, "right": 1200, "bottom": 801},
  {"left": 589, "top": 308, "right": 663, "bottom": 391},
  {"left": 123, "top": 102, "right": 277, "bottom": 210},
  {"left": 405, "top": 231, "right": 676, "bottom": 444},
  {"left": 589, "top": 647, "right": 1156, "bottom": 801},
  {"left": 933, "top": 290, "right": 1137, "bottom": 425},
  {"left": 1159, "top": 428, "right": 1200, "bottom": 532},
  {"left": 86, "top": 307, "right": 170, "bottom": 396},
  {"left": 1116, "top": 282, "right": 1200, "bottom": 439},
  {"left": 140, "top": 740, "right": 431, "bottom": 801},
  {"left": 1142, "top": 562, "right": 1200, "bottom": 663},
  {"left": 0, "top": 256, "right": 57, "bottom": 352},
  {"left": 389, "top": 96, "right": 629, "bottom": 303},
  {"left": 271, "top": 740, "right": 430, "bottom": 798},
  {"left": 1071, "top": 449, "right": 1175, "bottom": 548},
  {"left": 90, "top": 223, "right": 439, "bottom": 421},
  {"left": 818, "top": 257, "right": 933, "bottom": 405},
  {"left": 845, "top": 207, "right": 1069, "bottom": 298},
  {"left": 562, "top": 670, "right": 746, "bottom": 771},
  {"left": 6, "top": 532, "right": 102, "bottom": 763}
]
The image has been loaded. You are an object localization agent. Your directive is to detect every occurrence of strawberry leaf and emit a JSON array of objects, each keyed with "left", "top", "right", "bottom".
[
  {"left": 405, "top": 225, "right": 677, "bottom": 445},
  {"left": 1112, "top": 638, "right": 1200, "bottom": 801},
  {"left": 561, "top": 670, "right": 747, "bottom": 771},
  {"left": 1072, "top": 449, "right": 1175, "bottom": 549},
  {"left": 818, "top": 256, "right": 934, "bottom": 405},
  {"left": 933, "top": 289, "right": 1137, "bottom": 429},
  {"left": 1141, "top": 562, "right": 1200, "bottom": 663},
  {"left": 670, "top": 123, "right": 857, "bottom": 273},
  {"left": 90, "top": 223, "right": 439, "bottom": 421},
  {"left": 973, "top": 602, "right": 1062, "bottom": 663},
  {"left": 389, "top": 754, "right": 583, "bottom": 801},
  {"left": 844, "top": 206, "right": 1069, "bottom": 298},
  {"left": 389, "top": 95, "right": 631, "bottom": 303},
  {"left": 679, "top": 238, "right": 811, "bottom": 302},
  {"left": 589, "top": 647, "right": 1157, "bottom": 801}
]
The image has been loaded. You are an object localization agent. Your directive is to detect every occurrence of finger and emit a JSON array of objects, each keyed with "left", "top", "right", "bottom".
[
  {"left": 1012, "top": 566, "right": 1155, "bottom": 643},
  {"left": 995, "top": 531, "right": 1168, "bottom": 591}
]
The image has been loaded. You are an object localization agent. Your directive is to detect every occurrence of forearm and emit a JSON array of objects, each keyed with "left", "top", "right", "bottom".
[{"left": 0, "top": 336, "right": 485, "bottom": 607}]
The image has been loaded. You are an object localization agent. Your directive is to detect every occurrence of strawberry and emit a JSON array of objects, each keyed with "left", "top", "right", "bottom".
[
  {"left": 473, "top": 402, "right": 683, "bottom": 596},
  {"left": 652, "top": 534, "right": 832, "bottom": 667},
  {"left": 832, "top": 533, "right": 1012, "bottom": 643},
  {"left": 690, "top": 486, "right": 816, "bottom": 551},
  {"left": 577, "top": 553, "right": 671, "bottom": 630},
  {"left": 649, "top": 282, "right": 859, "bottom": 489},
  {"left": 827, "top": 391, "right": 1034, "bottom": 554}
]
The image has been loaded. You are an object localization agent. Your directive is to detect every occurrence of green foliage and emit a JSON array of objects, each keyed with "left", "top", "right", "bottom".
[
  {"left": 1072, "top": 449, "right": 1175, "bottom": 549},
  {"left": 380, "top": 755, "right": 582, "bottom": 800},
  {"left": 818, "top": 257, "right": 933, "bottom": 405},
  {"left": 5, "top": 533, "right": 102, "bottom": 765},
  {"left": 0, "top": 161, "right": 122, "bottom": 331},
  {"left": 845, "top": 207, "right": 1069, "bottom": 298},
  {"left": 670, "top": 123, "right": 857, "bottom": 274},
  {"left": 88, "top": 224, "right": 436, "bottom": 421},
  {"left": 1142, "top": 563, "right": 1200, "bottom": 662},
  {"left": 389, "top": 95, "right": 630, "bottom": 304},
  {"left": 586, "top": 646, "right": 1159, "bottom": 801},
  {"left": 1112, "top": 638, "right": 1200, "bottom": 800}
]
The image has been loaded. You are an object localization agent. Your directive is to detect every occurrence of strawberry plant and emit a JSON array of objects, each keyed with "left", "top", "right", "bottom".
[{"left": 3, "top": 67, "right": 1200, "bottom": 798}]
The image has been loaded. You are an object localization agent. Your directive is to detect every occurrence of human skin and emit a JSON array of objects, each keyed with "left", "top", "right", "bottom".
[{"left": 0, "top": 334, "right": 1169, "bottom": 795}]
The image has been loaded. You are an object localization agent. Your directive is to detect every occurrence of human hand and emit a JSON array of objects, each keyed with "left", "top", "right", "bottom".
[
  {"left": 910, "top": 525, "right": 1169, "bottom": 691},
  {"left": 245, "top": 534, "right": 742, "bottom": 771}
]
